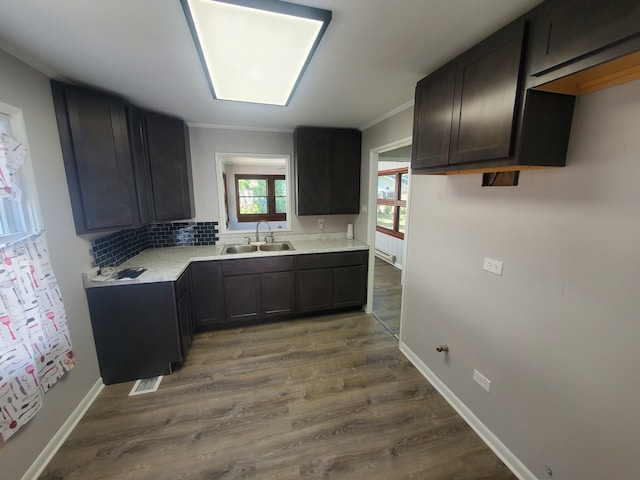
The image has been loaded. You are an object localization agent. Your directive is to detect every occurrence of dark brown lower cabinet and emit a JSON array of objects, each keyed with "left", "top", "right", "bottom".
[
  {"left": 86, "top": 250, "right": 367, "bottom": 384},
  {"left": 85, "top": 281, "right": 187, "bottom": 385},
  {"left": 296, "top": 251, "right": 368, "bottom": 313},
  {"left": 223, "top": 274, "right": 261, "bottom": 323},
  {"left": 175, "top": 268, "right": 194, "bottom": 356},
  {"left": 191, "top": 261, "right": 225, "bottom": 331},
  {"left": 297, "top": 268, "right": 333, "bottom": 313},
  {"left": 333, "top": 265, "right": 368, "bottom": 308},
  {"left": 220, "top": 256, "right": 295, "bottom": 327},
  {"left": 261, "top": 271, "right": 295, "bottom": 318}
]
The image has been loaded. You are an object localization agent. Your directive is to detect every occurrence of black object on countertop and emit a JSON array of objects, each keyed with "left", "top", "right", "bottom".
[{"left": 116, "top": 268, "right": 146, "bottom": 279}]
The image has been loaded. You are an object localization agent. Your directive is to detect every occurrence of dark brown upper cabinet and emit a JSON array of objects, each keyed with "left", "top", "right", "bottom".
[
  {"left": 411, "top": 17, "right": 576, "bottom": 175},
  {"left": 530, "top": 0, "right": 640, "bottom": 78},
  {"left": 51, "top": 81, "right": 141, "bottom": 233},
  {"left": 449, "top": 20, "right": 526, "bottom": 165},
  {"left": 125, "top": 104, "right": 154, "bottom": 226},
  {"left": 144, "top": 111, "right": 194, "bottom": 221},
  {"left": 52, "top": 81, "right": 194, "bottom": 234},
  {"left": 411, "top": 63, "right": 456, "bottom": 169},
  {"left": 294, "top": 127, "right": 361, "bottom": 215},
  {"left": 529, "top": 0, "right": 640, "bottom": 95}
]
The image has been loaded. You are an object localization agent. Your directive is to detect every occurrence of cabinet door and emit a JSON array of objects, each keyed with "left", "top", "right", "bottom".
[
  {"left": 449, "top": 20, "right": 526, "bottom": 164},
  {"left": 333, "top": 265, "right": 367, "bottom": 308},
  {"left": 176, "top": 286, "right": 193, "bottom": 357},
  {"left": 261, "top": 271, "right": 295, "bottom": 318},
  {"left": 411, "top": 62, "right": 456, "bottom": 169},
  {"left": 328, "top": 129, "right": 361, "bottom": 214},
  {"left": 126, "top": 105, "right": 154, "bottom": 225},
  {"left": 191, "top": 261, "right": 225, "bottom": 331},
  {"left": 530, "top": 0, "right": 640, "bottom": 76},
  {"left": 295, "top": 128, "right": 331, "bottom": 215},
  {"left": 296, "top": 268, "right": 333, "bottom": 313},
  {"left": 144, "top": 112, "right": 194, "bottom": 221},
  {"left": 224, "top": 274, "right": 260, "bottom": 322},
  {"left": 58, "top": 83, "right": 138, "bottom": 232},
  {"left": 85, "top": 283, "right": 181, "bottom": 385}
]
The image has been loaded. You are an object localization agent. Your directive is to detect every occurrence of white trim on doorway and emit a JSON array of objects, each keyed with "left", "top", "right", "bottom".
[{"left": 365, "top": 137, "right": 412, "bottom": 329}]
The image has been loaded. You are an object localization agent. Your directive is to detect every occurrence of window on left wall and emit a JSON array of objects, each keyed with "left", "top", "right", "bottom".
[{"left": 0, "top": 105, "right": 39, "bottom": 243}]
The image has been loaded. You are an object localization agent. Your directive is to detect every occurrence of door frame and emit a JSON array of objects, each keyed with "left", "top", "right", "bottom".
[{"left": 365, "top": 136, "right": 412, "bottom": 318}]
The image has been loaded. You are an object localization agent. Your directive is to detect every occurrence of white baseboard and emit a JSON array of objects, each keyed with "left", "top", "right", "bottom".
[
  {"left": 21, "top": 378, "right": 104, "bottom": 480},
  {"left": 398, "top": 342, "right": 536, "bottom": 480}
]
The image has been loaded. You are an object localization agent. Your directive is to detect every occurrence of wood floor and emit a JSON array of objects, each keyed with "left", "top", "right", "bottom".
[
  {"left": 372, "top": 257, "right": 402, "bottom": 335},
  {"left": 40, "top": 312, "right": 515, "bottom": 480}
]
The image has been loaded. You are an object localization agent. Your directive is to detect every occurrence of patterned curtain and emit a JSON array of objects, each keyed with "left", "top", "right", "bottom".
[{"left": 0, "top": 233, "right": 75, "bottom": 441}]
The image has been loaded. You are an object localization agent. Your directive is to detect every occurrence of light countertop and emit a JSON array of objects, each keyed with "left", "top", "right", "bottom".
[{"left": 84, "top": 235, "right": 369, "bottom": 288}]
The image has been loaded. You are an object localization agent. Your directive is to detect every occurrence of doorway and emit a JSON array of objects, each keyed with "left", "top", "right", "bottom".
[{"left": 367, "top": 139, "right": 411, "bottom": 338}]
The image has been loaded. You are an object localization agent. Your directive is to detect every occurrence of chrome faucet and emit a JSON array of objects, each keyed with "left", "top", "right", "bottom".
[{"left": 255, "top": 220, "right": 273, "bottom": 243}]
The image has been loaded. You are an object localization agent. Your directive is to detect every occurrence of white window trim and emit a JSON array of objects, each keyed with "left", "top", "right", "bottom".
[{"left": 214, "top": 152, "right": 292, "bottom": 236}]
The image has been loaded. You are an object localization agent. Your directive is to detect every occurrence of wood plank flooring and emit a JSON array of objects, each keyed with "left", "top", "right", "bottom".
[
  {"left": 40, "top": 312, "right": 515, "bottom": 479},
  {"left": 372, "top": 257, "right": 402, "bottom": 335}
]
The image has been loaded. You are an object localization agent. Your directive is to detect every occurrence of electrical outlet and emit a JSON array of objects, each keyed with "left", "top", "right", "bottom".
[
  {"left": 483, "top": 257, "right": 503, "bottom": 275},
  {"left": 473, "top": 369, "right": 491, "bottom": 392},
  {"left": 318, "top": 218, "right": 324, "bottom": 230},
  {"left": 361, "top": 205, "right": 368, "bottom": 213}
]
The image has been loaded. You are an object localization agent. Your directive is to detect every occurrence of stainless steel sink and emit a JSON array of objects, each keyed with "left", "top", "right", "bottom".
[
  {"left": 223, "top": 244, "right": 259, "bottom": 254},
  {"left": 222, "top": 241, "right": 294, "bottom": 254},
  {"left": 259, "top": 242, "right": 294, "bottom": 252}
]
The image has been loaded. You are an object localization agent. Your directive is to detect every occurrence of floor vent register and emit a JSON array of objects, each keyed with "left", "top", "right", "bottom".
[{"left": 129, "top": 376, "right": 163, "bottom": 396}]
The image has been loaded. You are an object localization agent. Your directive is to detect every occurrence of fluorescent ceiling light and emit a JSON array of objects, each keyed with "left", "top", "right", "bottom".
[{"left": 181, "top": 0, "right": 332, "bottom": 106}]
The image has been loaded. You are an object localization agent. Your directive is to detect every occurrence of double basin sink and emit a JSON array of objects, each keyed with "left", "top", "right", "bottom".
[{"left": 222, "top": 241, "right": 294, "bottom": 255}]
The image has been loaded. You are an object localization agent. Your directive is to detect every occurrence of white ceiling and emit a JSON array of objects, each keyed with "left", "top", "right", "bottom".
[{"left": 0, "top": 0, "right": 543, "bottom": 131}]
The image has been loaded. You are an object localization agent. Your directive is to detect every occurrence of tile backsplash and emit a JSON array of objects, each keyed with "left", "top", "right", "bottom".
[{"left": 91, "top": 222, "right": 219, "bottom": 268}]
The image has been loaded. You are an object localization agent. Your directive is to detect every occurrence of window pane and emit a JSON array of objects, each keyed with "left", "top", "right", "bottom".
[
  {"left": 0, "top": 114, "right": 10, "bottom": 136},
  {"left": 0, "top": 117, "right": 28, "bottom": 237},
  {"left": 239, "top": 197, "right": 267, "bottom": 214},
  {"left": 275, "top": 196, "right": 287, "bottom": 214},
  {"left": 274, "top": 178, "right": 286, "bottom": 197},
  {"left": 376, "top": 204, "right": 394, "bottom": 230},
  {"left": 377, "top": 174, "right": 396, "bottom": 200},
  {"left": 400, "top": 173, "right": 409, "bottom": 201},
  {"left": 398, "top": 207, "right": 407, "bottom": 234},
  {"left": 238, "top": 178, "right": 267, "bottom": 196}
]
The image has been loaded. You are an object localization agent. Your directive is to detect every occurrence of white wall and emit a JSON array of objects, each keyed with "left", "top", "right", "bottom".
[
  {"left": 189, "top": 126, "right": 358, "bottom": 237},
  {"left": 400, "top": 80, "right": 640, "bottom": 479},
  {"left": 0, "top": 49, "right": 100, "bottom": 479},
  {"left": 374, "top": 231, "right": 404, "bottom": 268}
]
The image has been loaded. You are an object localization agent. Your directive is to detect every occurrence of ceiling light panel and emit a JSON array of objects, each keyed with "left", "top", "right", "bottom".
[{"left": 182, "top": 0, "right": 332, "bottom": 106}]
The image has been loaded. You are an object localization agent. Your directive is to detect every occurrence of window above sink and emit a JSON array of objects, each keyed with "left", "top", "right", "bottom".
[{"left": 215, "top": 153, "right": 292, "bottom": 234}]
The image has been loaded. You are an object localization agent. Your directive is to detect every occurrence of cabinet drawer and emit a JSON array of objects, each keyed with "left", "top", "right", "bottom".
[
  {"left": 296, "top": 251, "right": 368, "bottom": 270},
  {"left": 222, "top": 256, "right": 294, "bottom": 276}
]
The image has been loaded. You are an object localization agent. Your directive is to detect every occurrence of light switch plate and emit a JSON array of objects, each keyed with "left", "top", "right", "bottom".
[{"left": 483, "top": 257, "right": 503, "bottom": 275}]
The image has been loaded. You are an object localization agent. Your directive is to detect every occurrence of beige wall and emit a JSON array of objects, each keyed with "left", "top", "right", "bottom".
[
  {"left": 395, "top": 79, "right": 640, "bottom": 479},
  {"left": 189, "top": 126, "right": 358, "bottom": 237},
  {"left": 0, "top": 50, "right": 100, "bottom": 479}
]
